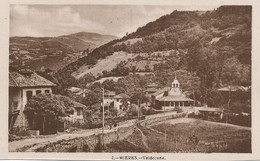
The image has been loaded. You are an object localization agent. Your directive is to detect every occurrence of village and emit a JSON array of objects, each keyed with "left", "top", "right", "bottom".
[
  {"left": 8, "top": 67, "right": 251, "bottom": 152},
  {"left": 7, "top": 5, "right": 252, "bottom": 153}
]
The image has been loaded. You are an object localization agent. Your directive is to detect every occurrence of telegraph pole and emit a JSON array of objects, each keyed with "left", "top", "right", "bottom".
[{"left": 164, "top": 100, "right": 166, "bottom": 145}]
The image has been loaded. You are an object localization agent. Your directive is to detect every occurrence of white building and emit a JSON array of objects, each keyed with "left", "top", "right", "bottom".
[
  {"left": 113, "top": 93, "right": 130, "bottom": 111},
  {"left": 152, "top": 77, "right": 194, "bottom": 111},
  {"left": 9, "top": 69, "right": 56, "bottom": 132}
]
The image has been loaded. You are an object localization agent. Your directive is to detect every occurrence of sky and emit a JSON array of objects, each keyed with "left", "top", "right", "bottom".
[{"left": 10, "top": 5, "right": 219, "bottom": 38}]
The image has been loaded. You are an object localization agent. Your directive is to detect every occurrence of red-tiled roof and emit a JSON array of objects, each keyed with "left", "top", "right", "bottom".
[{"left": 9, "top": 71, "right": 56, "bottom": 87}]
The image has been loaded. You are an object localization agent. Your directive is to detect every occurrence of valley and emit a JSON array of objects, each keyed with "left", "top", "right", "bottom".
[{"left": 9, "top": 32, "right": 117, "bottom": 71}]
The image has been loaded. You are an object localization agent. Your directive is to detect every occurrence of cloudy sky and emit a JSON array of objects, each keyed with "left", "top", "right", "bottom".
[{"left": 10, "top": 5, "right": 218, "bottom": 38}]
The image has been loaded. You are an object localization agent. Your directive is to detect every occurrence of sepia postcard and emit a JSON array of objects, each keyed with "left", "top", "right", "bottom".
[{"left": 0, "top": 0, "right": 260, "bottom": 160}]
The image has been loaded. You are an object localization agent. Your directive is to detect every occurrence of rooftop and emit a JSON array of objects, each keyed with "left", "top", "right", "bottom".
[
  {"left": 104, "top": 90, "right": 116, "bottom": 96},
  {"left": 9, "top": 71, "right": 56, "bottom": 88},
  {"left": 114, "top": 93, "right": 130, "bottom": 99},
  {"left": 152, "top": 87, "right": 171, "bottom": 97},
  {"left": 146, "top": 82, "right": 159, "bottom": 87},
  {"left": 218, "top": 85, "right": 250, "bottom": 92},
  {"left": 72, "top": 101, "right": 87, "bottom": 108},
  {"left": 145, "top": 88, "right": 159, "bottom": 92},
  {"left": 156, "top": 95, "right": 193, "bottom": 102}
]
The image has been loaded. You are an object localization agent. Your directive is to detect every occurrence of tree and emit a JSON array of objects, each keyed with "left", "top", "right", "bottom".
[
  {"left": 102, "top": 79, "right": 116, "bottom": 91},
  {"left": 24, "top": 94, "right": 74, "bottom": 134},
  {"left": 144, "top": 65, "right": 150, "bottom": 72}
]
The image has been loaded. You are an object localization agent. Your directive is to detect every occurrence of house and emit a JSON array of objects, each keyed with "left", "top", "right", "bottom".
[
  {"left": 217, "top": 85, "right": 251, "bottom": 113},
  {"left": 9, "top": 69, "right": 56, "bottom": 132},
  {"left": 68, "top": 87, "right": 89, "bottom": 97},
  {"left": 103, "top": 90, "right": 116, "bottom": 110},
  {"left": 113, "top": 93, "right": 130, "bottom": 111},
  {"left": 101, "top": 91, "right": 130, "bottom": 112},
  {"left": 152, "top": 77, "right": 194, "bottom": 111},
  {"left": 65, "top": 101, "right": 88, "bottom": 123},
  {"left": 218, "top": 85, "right": 251, "bottom": 92},
  {"left": 145, "top": 82, "right": 160, "bottom": 97}
]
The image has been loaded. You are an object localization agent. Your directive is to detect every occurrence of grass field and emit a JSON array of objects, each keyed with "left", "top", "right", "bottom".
[
  {"left": 148, "top": 119, "right": 251, "bottom": 153},
  {"left": 105, "top": 118, "right": 251, "bottom": 153},
  {"left": 73, "top": 51, "right": 136, "bottom": 78}
]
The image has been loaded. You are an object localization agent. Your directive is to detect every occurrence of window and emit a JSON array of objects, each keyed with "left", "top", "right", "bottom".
[
  {"left": 10, "top": 101, "right": 18, "bottom": 111},
  {"left": 45, "top": 90, "right": 50, "bottom": 94},
  {"left": 26, "top": 91, "right": 33, "bottom": 100},
  {"left": 13, "top": 101, "right": 18, "bottom": 110},
  {"left": 36, "top": 90, "right": 41, "bottom": 95},
  {"left": 76, "top": 109, "right": 81, "bottom": 116}
]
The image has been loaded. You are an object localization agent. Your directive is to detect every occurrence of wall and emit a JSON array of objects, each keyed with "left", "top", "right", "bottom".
[
  {"left": 67, "top": 107, "right": 84, "bottom": 122},
  {"left": 104, "top": 98, "right": 114, "bottom": 105},
  {"left": 143, "top": 112, "right": 187, "bottom": 126},
  {"left": 35, "top": 124, "right": 135, "bottom": 152},
  {"left": 10, "top": 87, "right": 52, "bottom": 131},
  {"left": 9, "top": 88, "right": 26, "bottom": 129},
  {"left": 22, "top": 87, "right": 52, "bottom": 109},
  {"left": 9, "top": 88, "right": 22, "bottom": 111},
  {"left": 114, "top": 98, "right": 122, "bottom": 111}
]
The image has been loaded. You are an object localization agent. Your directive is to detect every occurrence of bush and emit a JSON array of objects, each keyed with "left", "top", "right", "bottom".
[
  {"left": 12, "top": 126, "right": 30, "bottom": 136},
  {"left": 94, "top": 136, "right": 104, "bottom": 152},
  {"left": 65, "top": 120, "right": 103, "bottom": 129}
]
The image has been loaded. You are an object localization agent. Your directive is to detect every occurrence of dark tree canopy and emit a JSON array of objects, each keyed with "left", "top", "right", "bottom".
[{"left": 24, "top": 94, "right": 74, "bottom": 117}]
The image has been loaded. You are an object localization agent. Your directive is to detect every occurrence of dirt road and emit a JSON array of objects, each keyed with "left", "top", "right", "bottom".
[{"left": 9, "top": 123, "right": 134, "bottom": 152}]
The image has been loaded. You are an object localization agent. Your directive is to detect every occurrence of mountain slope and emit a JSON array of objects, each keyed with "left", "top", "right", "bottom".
[
  {"left": 60, "top": 6, "right": 251, "bottom": 87},
  {"left": 9, "top": 32, "right": 117, "bottom": 71},
  {"left": 66, "top": 32, "right": 118, "bottom": 47}
]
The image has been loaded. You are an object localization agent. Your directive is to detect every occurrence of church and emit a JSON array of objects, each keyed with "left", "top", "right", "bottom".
[{"left": 151, "top": 78, "right": 194, "bottom": 110}]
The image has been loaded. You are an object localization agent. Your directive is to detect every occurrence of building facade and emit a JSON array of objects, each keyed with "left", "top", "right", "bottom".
[
  {"left": 65, "top": 101, "right": 87, "bottom": 123},
  {"left": 113, "top": 93, "right": 130, "bottom": 111},
  {"left": 9, "top": 70, "right": 56, "bottom": 132},
  {"left": 103, "top": 90, "right": 116, "bottom": 110},
  {"left": 145, "top": 82, "right": 160, "bottom": 97},
  {"left": 152, "top": 78, "right": 194, "bottom": 110}
]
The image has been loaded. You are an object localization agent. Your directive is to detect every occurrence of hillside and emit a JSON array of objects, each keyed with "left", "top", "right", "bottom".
[
  {"left": 72, "top": 51, "right": 136, "bottom": 78},
  {"left": 61, "top": 6, "right": 251, "bottom": 80},
  {"left": 56, "top": 6, "right": 251, "bottom": 106},
  {"left": 9, "top": 32, "right": 117, "bottom": 71}
]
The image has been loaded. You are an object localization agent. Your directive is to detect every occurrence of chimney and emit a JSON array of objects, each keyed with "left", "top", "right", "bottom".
[{"left": 18, "top": 69, "right": 33, "bottom": 78}]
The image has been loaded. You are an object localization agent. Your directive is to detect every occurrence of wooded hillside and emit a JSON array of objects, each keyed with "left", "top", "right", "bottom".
[{"left": 54, "top": 6, "right": 251, "bottom": 107}]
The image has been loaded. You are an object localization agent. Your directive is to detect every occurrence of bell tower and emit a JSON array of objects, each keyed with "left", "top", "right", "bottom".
[{"left": 171, "top": 76, "right": 180, "bottom": 88}]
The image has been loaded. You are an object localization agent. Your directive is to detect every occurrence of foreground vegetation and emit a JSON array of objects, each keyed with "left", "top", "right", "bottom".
[{"left": 105, "top": 119, "right": 251, "bottom": 153}]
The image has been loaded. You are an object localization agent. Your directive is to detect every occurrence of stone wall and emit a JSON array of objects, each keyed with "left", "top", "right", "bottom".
[
  {"left": 34, "top": 112, "right": 187, "bottom": 152},
  {"left": 35, "top": 124, "right": 135, "bottom": 152},
  {"left": 143, "top": 112, "right": 187, "bottom": 126}
]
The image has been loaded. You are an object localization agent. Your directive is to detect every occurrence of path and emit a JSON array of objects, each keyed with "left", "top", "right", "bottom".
[
  {"left": 135, "top": 126, "right": 151, "bottom": 151},
  {"left": 9, "top": 122, "right": 134, "bottom": 152}
]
